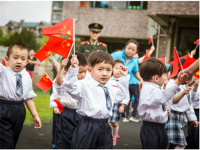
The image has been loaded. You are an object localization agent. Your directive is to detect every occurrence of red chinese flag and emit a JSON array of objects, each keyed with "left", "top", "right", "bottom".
[
  {"left": 148, "top": 36, "right": 152, "bottom": 44},
  {"left": 157, "top": 58, "right": 166, "bottom": 64},
  {"left": 142, "top": 49, "right": 150, "bottom": 62},
  {"left": 1, "top": 59, "right": 7, "bottom": 67},
  {"left": 46, "top": 35, "right": 74, "bottom": 58},
  {"left": 194, "top": 39, "right": 199, "bottom": 45},
  {"left": 194, "top": 71, "right": 199, "bottom": 79},
  {"left": 42, "top": 19, "right": 74, "bottom": 39},
  {"left": 36, "top": 73, "right": 53, "bottom": 93},
  {"left": 180, "top": 54, "right": 190, "bottom": 59},
  {"left": 34, "top": 46, "right": 51, "bottom": 62},
  {"left": 53, "top": 99, "right": 64, "bottom": 113},
  {"left": 167, "top": 48, "right": 180, "bottom": 79},
  {"left": 178, "top": 56, "right": 196, "bottom": 70}
]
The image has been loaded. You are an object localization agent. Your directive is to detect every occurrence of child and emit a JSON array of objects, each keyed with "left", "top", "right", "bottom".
[
  {"left": 185, "top": 76, "right": 199, "bottom": 149},
  {"left": 52, "top": 53, "right": 88, "bottom": 149},
  {"left": 0, "top": 43, "right": 42, "bottom": 149},
  {"left": 138, "top": 57, "right": 186, "bottom": 149},
  {"left": 55, "top": 50, "right": 130, "bottom": 148},
  {"left": 107, "top": 60, "right": 129, "bottom": 146}
]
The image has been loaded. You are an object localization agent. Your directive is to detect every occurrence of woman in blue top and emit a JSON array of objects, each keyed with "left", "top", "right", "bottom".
[{"left": 111, "top": 39, "right": 155, "bottom": 122}]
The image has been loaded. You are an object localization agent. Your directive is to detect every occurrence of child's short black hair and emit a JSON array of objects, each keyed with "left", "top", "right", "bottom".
[
  {"left": 125, "top": 39, "right": 139, "bottom": 51},
  {"left": 114, "top": 59, "right": 124, "bottom": 66},
  {"left": 88, "top": 50, "right": 114, "bottom": 67},
  {"left": 140, "top": 57, "right": 167, "bottom": 81},
  {"left": 62, "top": 52, "right": 88, "bottom": 71},
  {"left": 7, "top": 43, "right": 29, "bottom": 58}
]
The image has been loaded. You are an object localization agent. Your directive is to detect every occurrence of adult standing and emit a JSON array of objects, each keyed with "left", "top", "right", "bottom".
[
  {"left": 111, "top": 39, "right": 155, "bottom": 122},
  {"left": 26, "top": 49, "right": 37, "bottom": 80},
  {"left": 78, "top": 23, "right": 107, "bottom": 53}
]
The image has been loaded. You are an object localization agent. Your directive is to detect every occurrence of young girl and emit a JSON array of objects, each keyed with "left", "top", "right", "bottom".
[{"left": 107, "top": 60, "right": 129, "bottom": 146}]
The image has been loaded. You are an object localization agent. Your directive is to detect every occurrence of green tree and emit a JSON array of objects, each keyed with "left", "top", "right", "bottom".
[{"left": 1, "top": 29, "right": 40, "bottom": 50}]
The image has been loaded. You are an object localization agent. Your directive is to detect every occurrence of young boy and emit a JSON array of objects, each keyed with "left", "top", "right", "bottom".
[
  {"left": 55, "top": 50, "right": 130, "bottom": 149},
  {"left": 52, "top": 52, "right": 88, "bottom": 149},
  {"left": 138, "top": 57, "right": 186, "bottom": 149},
  {"left": 0, "top": 43, "right": 42, "bottom": 149},
  {"left": 107, "top": 59, "right": 129, "bottom": 146}
]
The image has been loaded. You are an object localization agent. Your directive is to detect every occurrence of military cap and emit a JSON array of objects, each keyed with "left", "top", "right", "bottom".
[{"left": 88, "top": 23, "right": 103, "bottom": 32}]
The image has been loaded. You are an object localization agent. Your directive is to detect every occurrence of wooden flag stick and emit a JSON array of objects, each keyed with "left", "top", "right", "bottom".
[
  {"left": 194, "top": 43, "right": 199, "bottom": 50},
  {"left": 175, "top": 48, "right": 184, "bottom": 73}
]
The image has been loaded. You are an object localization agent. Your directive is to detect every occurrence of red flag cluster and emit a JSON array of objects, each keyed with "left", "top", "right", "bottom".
[
  {"left": 148, "top": 36, "right": 153, "bottom": 44},
  {"left": 194, "top": 71, "right": 199, "bottom": 79},
  {"left": 194, "top": 39, "right": 199, "bottom": 45},
  {"left": 142, "top": 49, "right": 151, "bottom": 62}
]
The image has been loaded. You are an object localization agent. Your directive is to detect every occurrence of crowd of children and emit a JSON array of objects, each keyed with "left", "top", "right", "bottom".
[{"left": 0, "top": 40, "right": 199, "bottom": 149}]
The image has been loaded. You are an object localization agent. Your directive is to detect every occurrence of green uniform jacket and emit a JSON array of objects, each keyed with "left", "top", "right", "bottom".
[{"left": 78, "top": 40, "right": 107, "bottom": 53}]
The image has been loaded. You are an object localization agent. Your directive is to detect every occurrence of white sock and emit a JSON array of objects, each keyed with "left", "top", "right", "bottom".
[
  {"left": 111, "top": 126, "right": 114, "bottom": 137},
  {"left": 113, "top": 127, "right": 117, "bottom": 138},
  {"left": 174, "top": 145, "right": 185, "bottom": 149},
  {"left": 116, "top": 125, "right": 119, "bottom": 135}
]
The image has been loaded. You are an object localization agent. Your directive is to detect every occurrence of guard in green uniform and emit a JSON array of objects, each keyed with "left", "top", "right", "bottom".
[{"left": 78, "top": 23, "right": 107, "bottom": 53}]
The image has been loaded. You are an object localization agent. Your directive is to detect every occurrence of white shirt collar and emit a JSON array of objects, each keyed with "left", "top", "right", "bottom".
[
  {"left": 88, "top": 76, "right": 110, "bottom": 87},
  {"left": 8, "top": 67, "right": 26, "bottom": 77},
  {"left": 143, "top": 81, "right": 160, "bottom": 89}
]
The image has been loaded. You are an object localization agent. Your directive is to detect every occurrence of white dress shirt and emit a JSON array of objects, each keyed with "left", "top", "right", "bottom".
[
  {"left": 190, "top": 86, "right": 199, "bottom": 109},
  {"left": 107, "top": 76, "right": 129, "bottom": 105},
  {"left": 50, "top": 79, "right": 78, "bottom": 109},
  {"left": 138, "top": 81, "right": 181, "bottom": 123},
  {"left": 166, "top": 83, "right": 197, "bottom": 121},
  {"left": 0, "top": 64, "right": 36, "bottom": 101},
  {"left": 55, "top": 66, "right": 130, "bottom": 119}
]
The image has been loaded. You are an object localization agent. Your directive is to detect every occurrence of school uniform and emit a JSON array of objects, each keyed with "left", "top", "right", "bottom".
[
  {"left": 186, "top": 86, "right": 199, "bottom": 149},
  {"left": 165, "top": 83, "right": 197, "bottom": 147},
  {"left": 51, "top": 80, "right": 82, "bottom": 149},
  {"left": 0, "top": 64, "right": 36, "bottom": 149},
  {"left": 112, "top": 50, "right": 140, "bottom": 118},
  {"left": 107, "top": 76, "right": 129, "bottom": 122},
  {"left": 138, "top": 81, "right": 181, "bottom": 149},
  {"left": 55, "top": 66, "right": 130, "bottom": 149}
]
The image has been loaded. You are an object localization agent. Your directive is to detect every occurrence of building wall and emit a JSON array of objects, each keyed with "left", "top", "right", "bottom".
[
  {"left": 63, "top": 1, "right": 149, "bottom": 39},
  {"left": 148, "top": 1, "right": 199, "bottom": 16}
]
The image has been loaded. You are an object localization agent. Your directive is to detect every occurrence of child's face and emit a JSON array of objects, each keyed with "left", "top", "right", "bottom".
[
  {"left": 77, "top": 65, "right": 88, "bottom": 80},
  {"left": 89, "top": 62, "right": 112, "bottom": 85},
  {"left": 157, "top": 73, "right": 166, "bottom": 86},
  {"left": 5, "top": 47, "right": 29, "bottom": 72},
  {"left": 112, "top": 63, "right": 123, "bottom": 79},
  {"left": 125, "top": 42, "right": 137, "bottom": 58}
]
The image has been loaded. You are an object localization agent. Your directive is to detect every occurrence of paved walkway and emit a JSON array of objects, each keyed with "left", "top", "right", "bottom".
[{"left": 16, "top": 119, "right": 188, "bottom": 149}]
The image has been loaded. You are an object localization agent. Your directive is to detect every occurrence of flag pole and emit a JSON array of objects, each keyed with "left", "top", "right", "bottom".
[
  {"left": 4, "top": 58, "right": 7, "bottom": 67},
  {"left": 45, "top": 72, "right": 53, "bottom": 82},
  {"left": 151, "top": 35, "right": 154, "bottom": 46},
  {"left": 49, "top": 51, "right": 56, "bottom": 62},
  {"left": 191, "top": 79, "right": 199, "bottom": 89},
  {"left": 60, "top": 42, "right": 75, "bottom": 77},
  {"left": 175, "top": 48, "right": 184, "bottom": 73},
  {"left": 73, "top": 18, "right": 75, "bottom": 55},
  {"left": 194, "top": 43, "right": 199, "bottom": 50}
]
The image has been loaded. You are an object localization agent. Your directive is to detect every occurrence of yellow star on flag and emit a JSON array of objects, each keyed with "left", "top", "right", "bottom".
[
  {"left": 66, "top": 30, "right": 71, "bottom": 35},
  {"left": 67, "top": 43, "right": 71, "bottom": 47}
]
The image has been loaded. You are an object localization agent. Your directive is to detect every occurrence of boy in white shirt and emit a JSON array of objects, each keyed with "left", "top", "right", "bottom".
[
  {"left": 138, "top": 57, "right": 186, "bottom": 149},
  {"left": 55, "top": 50, "right": 130, "bottom": 148},
  {"left": 51, "top": 53, "right": 88, "bottom": 148},
  {"left": 0, "top": 43, "right": 42, "bottom": 149}
]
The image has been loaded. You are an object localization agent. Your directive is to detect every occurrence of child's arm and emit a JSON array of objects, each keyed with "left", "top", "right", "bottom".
[
  {"left": 56, "top": 58, "right": 69, "bottom": 86},
  {"left": 138, "top": 45, "right": 155, "bottom": 63},
  {"left": 172, "top": 86, "right": 192, "bottom": 104},
  {"left": 185, "top": 105, "right": 198, "bottom": 128},
  {"left": 115, "top": 66, "right": 130, "bottom": 104},
  {"left": 55, "top": 55, "right": 83, "bottom": 101},
  {"left": 25, "top": 99, "right": 42, "bottom": 129},
  {"left": 134, "top": 72, "right": 143, "bottom": 85}
]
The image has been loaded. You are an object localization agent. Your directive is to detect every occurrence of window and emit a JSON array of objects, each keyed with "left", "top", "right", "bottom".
[
  {"left": 127, "top": 1, "right": 147, "bottom": 10},
  {"left": 53, "top": 1, "right": 63, "bottom": 9},
  {"left": 80, "top": 1, "right": 148, "bottom": 10},
  {"left": 52, "top": 13, "right": 62, "bottom": 22}
]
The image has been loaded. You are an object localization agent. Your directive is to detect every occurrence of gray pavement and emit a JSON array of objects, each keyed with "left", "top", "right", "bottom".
[{"left": 16, "top": 119, "right": 188, "bottom": 149}]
